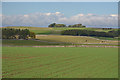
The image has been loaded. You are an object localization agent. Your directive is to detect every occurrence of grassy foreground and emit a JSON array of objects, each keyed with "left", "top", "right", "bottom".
[{"left": 2, "top": 47, "right": 118, "bottom": 78}]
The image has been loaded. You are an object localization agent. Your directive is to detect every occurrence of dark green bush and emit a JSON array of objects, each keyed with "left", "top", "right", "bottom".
[
  {"left": 2, "top": 28, "right": 36, "bottom": 39},
  {"left": 61, "top": 29, "right": 119, "bottom": 38}
]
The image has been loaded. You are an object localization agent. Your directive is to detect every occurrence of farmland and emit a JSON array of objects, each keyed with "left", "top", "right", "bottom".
[
  {"left": 36, "top": 35, "right": 118, "bottom": 45},
  {"left": 2, "top": 35, "right": 118, "bottom": 47},
  {"left": 3, "top": 26, "right": 119, "bottom": 41},
  {"left": 2, "top": 2, "right": 119, "bottom": 79},
  {"left": 4, "top": 26, "right": 118, "bottom": 35},
  {"left": 2, "top": 26, "right": 119, "bottom": 78},
  {"left": 2, "top": 47, "right": 118, "bottom": 78},
  {"left": 2, "top": 39, "right": 68, "bottom": 46}
]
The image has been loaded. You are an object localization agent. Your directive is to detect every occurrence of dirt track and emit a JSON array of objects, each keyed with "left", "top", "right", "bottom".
[{"left": 3, "top": 45, "right": 119, "bottom": 48}]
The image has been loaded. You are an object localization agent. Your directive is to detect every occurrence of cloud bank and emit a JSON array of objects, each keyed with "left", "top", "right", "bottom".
[{"left": 2, "top": 12, "right": 118, "bottom": 27}]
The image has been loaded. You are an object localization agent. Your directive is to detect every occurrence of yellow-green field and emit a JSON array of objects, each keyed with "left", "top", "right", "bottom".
[{"left": 36, "top": 35, "right": 118, "bottom": 45}]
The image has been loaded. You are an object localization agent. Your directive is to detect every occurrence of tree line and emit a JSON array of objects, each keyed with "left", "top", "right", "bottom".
[
  {"left": 2, "top": 28, "right": 36, "bottom": 39},
  {"left": 61, "top": 29, "right": 119, "bottom": 38},
  {"left": 48, "top": 23, "right": 86, "bottom": 28}
]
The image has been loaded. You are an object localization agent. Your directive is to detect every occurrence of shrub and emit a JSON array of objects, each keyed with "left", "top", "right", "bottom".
[
  {"left": 61, "top": 29, "right": 118, "bottom": 38},
  {"left": 2, "top": 28, "right": 36, "bottom": 39}
]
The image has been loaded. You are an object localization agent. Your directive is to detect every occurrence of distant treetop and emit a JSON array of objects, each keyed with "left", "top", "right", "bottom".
[
  {"left": 68, "top": 24, "right": 86, "bottom": 28},
  {"left": 48, "top": 23, "right": 86, "bottom": 28}
]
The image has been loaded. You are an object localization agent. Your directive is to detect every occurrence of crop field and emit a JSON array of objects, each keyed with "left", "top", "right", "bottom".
[
  {"left": 36, "top": 35, "right": 118, "bottom": 45},
  {"left": 2, "top": 26, "right": 119, "bottom": 78},
  {"left": 3, "top": 35, "right": 118, "bottom": 46},
  {"left": 2, "top": 47, "right": 118, "bottom": 78},
  {"left": 2, "top": 39, "right": 119, "bottom": 47}
]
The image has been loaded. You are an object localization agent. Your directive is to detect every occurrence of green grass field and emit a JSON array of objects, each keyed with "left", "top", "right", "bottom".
[
  {"left": 2, "top": 39, "right": 69, "bottom": 46},
  {"left": 2, "top": 47, "right": 118, "bottom": 78}
]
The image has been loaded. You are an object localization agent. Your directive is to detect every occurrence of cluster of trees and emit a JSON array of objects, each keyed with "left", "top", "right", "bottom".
[
  {"left": 61, "top": 29, "right": 119, "bottom": 38},
  {"left": 102, "top": 28, "right": 113, "bottom": 30},
  {"left": 2, "top": 28, "right": 36, "bottom": 39},
  {"left": 48, "top": 23, "right": 86, "bottom": 28},
  {"left": 48, "top": 23, "right": 66, "bottom": 27},
  {"left": 68, "top": 24, "right": 86, "bottom": 28}
]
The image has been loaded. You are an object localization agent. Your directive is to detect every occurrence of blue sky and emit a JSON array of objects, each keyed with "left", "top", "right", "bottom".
[
  {"left": 3, "top": 2, "right": 118, "bottom": 17},
  {"left": 2, "top": 2, "right": 118, "bottom": 27},
  {"left": 2, "top": 0, "right": 119, "bottom": 2}
]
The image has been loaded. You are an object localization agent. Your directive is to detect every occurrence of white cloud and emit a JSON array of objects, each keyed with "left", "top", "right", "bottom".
[
  {"left": 87, "top": 13, "right": 94, "bottom": 16},
  {"left": 55, "top": 12, "right": 61, "bottom": 14},
  {"left": 110, "top": 14, "right": 118, "bottom": 17},
  {"left": 0, "top": 14, "right": 2, "bottom": 17},
  {"left": 24, "top": 15, "right": 29, "bottom": 17},
  {"left": 77, "top": 14, "right": 84, "bottom": 16},
  {"left": 46, "top": 13, "right": 51, "bottom": 16},
  {"left": 2, "top": 12, "right": 118, "bottom": 27}
]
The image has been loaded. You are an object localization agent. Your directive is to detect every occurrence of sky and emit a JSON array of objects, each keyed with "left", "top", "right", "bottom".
[
  {"left": 1, "top": 2, "right": 118, "bottom": 28},
  {"left": 2, "top": 0, "right": 119, "bottom": 2}
]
